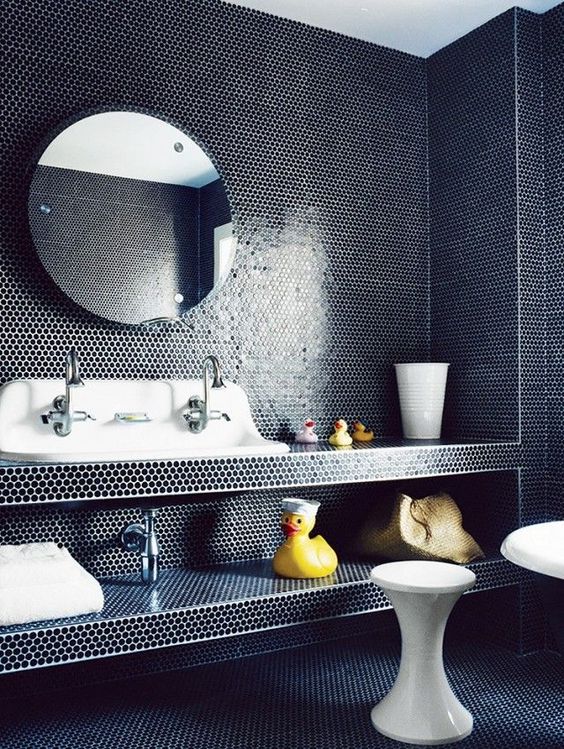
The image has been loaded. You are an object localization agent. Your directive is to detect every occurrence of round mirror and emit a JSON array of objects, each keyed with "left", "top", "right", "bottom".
[{"left": 28, "top": 112, "right": 236, "bottom": 325}]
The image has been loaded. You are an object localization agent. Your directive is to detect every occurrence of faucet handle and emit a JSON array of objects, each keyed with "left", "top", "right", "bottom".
[
  {"left": 41, "top": 409, "right": 95, "bottom": 426},
  {"left": 52, "top": 394, "right": 66, "bottom": 412},
  {"left": 184, "top": 412, "right": 205, "bottom": 432},
  {"left": 188, "top": 395, "right": 203, "bottom": 410},
  {"left": 209, "top": 410, "right": 231, "bottom": 422},
  {"left": 73, "top": 410, "right": 96, "bottom": 422}
]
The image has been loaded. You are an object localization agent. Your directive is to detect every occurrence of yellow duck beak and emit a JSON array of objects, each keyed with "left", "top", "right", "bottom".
[
  {"left": 281, "top": 513, "right": 313, "bottom": 537},
  {"left": 281, "top": 520, "right": 300, "bottom": 537}
]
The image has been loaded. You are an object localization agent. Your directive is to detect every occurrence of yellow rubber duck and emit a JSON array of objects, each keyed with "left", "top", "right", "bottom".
[
  {"left": 273, "top": 498, "right": 338, "bottom": 579},
  {"left": 328, "top": 418, "right": 353, "bottom": 447},
  {"left": 352, "top": 420, "right": 374, "bottom": 442}
]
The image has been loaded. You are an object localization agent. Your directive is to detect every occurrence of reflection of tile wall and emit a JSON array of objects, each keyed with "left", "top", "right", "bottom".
[
  {"left": 29, "top": 165, "right": 201, "bottom": 320},
  {"left": 544, "top": 4, "right": 564, "bottom": 522},
  {"left": 199, "top": 178, "right": 232, "bottom": 299}
]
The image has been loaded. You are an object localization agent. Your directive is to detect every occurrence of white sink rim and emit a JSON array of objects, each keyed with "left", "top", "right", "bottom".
[
  {"left": 500, "top": 521, "right": 564, "bottom": 580},
  {"left": 0, "top": 440, "right": 290, "bottom": 464}
]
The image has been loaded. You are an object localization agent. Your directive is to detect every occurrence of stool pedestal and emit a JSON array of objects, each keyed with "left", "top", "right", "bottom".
[{"left": 370, "top": 561, "right": 475, "bottom": 746}]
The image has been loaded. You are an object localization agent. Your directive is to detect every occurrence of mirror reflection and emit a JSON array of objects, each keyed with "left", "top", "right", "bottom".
[{"left": 28, "top": 112, "right": 236, "bottom": 325}]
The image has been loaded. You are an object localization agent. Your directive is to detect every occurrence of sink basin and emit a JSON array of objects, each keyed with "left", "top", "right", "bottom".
[
  {"left": 501, "top": 521, "right": 564, "bottom": 657},
  {"left": 500, "top": 521, "right": 564, "bottom": 580},
  {"left": 0, "top": 379, "right": 290, "bottom": 463}
]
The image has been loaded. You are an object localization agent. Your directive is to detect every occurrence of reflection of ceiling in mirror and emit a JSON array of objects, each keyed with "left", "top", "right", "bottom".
[{"left": 38, "top": 112, "right": 219, "bottom": 188}]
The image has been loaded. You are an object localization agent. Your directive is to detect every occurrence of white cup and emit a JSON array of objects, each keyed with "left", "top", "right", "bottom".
[{"left": 394, "top": 363, "right": 449, "bottom": 439}]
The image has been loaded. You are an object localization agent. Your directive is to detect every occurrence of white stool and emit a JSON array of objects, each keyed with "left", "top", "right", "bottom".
[{"left": 370, "top": 561, "right": 476, "bottom": 745}]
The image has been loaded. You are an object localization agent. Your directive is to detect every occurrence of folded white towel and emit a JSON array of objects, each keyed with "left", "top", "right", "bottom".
[
  {"left": 0, "top": 543, "right": 104, "bottom": 626},
  {"left": 0, "top": 566, "right": 104, "bottom": 627},
  {"left": 0, "top": 543, "right": 82, "bottom": 589}
]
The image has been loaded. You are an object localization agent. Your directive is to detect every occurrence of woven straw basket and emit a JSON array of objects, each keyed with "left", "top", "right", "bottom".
[{"left": 356, "top": 491, "right": 484, "bottom": 564}]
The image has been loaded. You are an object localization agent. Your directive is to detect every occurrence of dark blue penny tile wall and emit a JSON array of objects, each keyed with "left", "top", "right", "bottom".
[
  {"left": 427, "top": 10, "right": 519, "bottom": 443},
  {"left": 428, "top": 8, "right": 548, "bottom": 651},
  {"left": 0, "top": 472, "right": 517, "bottom": 579},
  {"left": 0, "top": 0, "right": 428, "bottom": 441},
  {"left": 544, "top": 3, "right": 564, "bottom": 522},
  {"left": 515, "top": 9, "right": 545, "bottom": 525},
  {"left": 0, "top": 0, "right": 428, "bottom": 686},
  {"left": 514, "top": 13, "right": 547, "bottom": 652},
  {"left": 515, "top": 9, "right": 546, "bottom": 652}
]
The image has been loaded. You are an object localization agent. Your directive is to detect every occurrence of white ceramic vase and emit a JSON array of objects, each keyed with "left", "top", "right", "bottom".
[{"left": 394, "top": 362, "right": 449, "bottom": 439}]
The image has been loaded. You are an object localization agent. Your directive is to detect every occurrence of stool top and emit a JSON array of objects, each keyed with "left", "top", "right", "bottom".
[{"left": 370, "top": 560, "right": 476, "bottom": 594}]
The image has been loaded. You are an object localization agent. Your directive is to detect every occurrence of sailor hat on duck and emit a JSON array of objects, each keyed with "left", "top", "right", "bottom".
[{"left": 281, "top": 498, "right": 320, "bottom": 517}]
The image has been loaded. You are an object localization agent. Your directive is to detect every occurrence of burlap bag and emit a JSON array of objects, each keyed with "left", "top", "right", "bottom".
[{"left": 356, "top": 491, "right": 484, "bottom": 564}]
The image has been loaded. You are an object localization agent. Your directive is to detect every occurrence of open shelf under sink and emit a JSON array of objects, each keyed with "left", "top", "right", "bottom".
[{"left": 0, "top": 555, "right": 525, "bottom": 674}]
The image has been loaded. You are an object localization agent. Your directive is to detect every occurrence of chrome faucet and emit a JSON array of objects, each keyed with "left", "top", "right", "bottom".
[
  {"left": 185, "top": 355, "right": 230, "bottom": 433},
  {"left": 121, "top": 508, "right": 160, "bottom": 585},
  {"left": 41, "top": 347, "right": 95, "bottom": 436}
]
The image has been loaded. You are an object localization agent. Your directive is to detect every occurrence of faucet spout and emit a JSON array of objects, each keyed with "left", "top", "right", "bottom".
[
  {"left": 66, "top": 347, "right": 85, "bottom": 389},
  {"left": 185, "top": 356, "right": 229, "bottom": 433},
  {"left": 202, "top": 355, "right": 224, "bottom": 427},
  {"left": 203, "top": 355, "right": 225, "bottom": 390},
  {"left": 41, "top": 347, "right": 94, "bottom": 436}
]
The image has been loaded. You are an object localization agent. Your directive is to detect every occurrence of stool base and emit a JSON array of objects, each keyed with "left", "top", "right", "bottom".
[{"left": 371, "top": 704, "right": 473, "bottom": 746}]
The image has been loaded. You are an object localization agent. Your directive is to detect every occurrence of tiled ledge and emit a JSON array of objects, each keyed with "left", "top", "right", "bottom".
[
  {"left": 0, "top": 439, "right": 520, "bottom": 505},
  {"left": 0, "top": 555, "right": 525, "bottom": 674}
]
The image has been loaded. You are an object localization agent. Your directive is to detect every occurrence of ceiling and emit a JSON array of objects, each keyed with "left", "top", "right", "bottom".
[{"left": 222, "top": 0, "right": 561, "bottom": 57}]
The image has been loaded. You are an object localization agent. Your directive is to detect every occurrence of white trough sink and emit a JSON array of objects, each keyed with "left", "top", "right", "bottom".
[{"left": 0, "top": 379, "right": 290, "bottom": 463}]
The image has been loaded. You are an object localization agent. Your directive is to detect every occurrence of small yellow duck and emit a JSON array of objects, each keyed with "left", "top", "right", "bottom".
[
  {"left": 328, "top": 418, "right": 353, "bottom": 447},
  {"left": 273, "top": 498, "right": 338, "bottom": 579},
  {"left": 352, "top": 420, "right": 374, "bottom": 442}
]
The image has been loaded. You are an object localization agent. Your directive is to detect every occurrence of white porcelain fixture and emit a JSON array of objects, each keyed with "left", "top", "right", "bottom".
[
  {"left": 370, "top": 560, "right": 475, "bottom": 745},
  {"left": 501, "top": 523, "right": 564, "bottom": 655},
  {"left": 394, "top": 362, "right": 449, "bottom": 439},
  {"left": 501, "top": 521, "right": 564, "bottom": 580},
  {"left": 0, "top": 379, "right": 289, "bottom": 462}
]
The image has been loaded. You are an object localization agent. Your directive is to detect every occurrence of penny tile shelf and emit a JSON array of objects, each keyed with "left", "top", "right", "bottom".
[
  {"left": 0, "top": 439, "right": 521, "bottom": 506},
  {"left": 0, "top": 555, "right": 524, "bottom": 674}
]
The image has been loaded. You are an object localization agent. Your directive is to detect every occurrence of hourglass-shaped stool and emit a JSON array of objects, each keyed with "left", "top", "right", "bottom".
[{"left": 370, "top": 561, "right": 476, "bottom": 745}]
